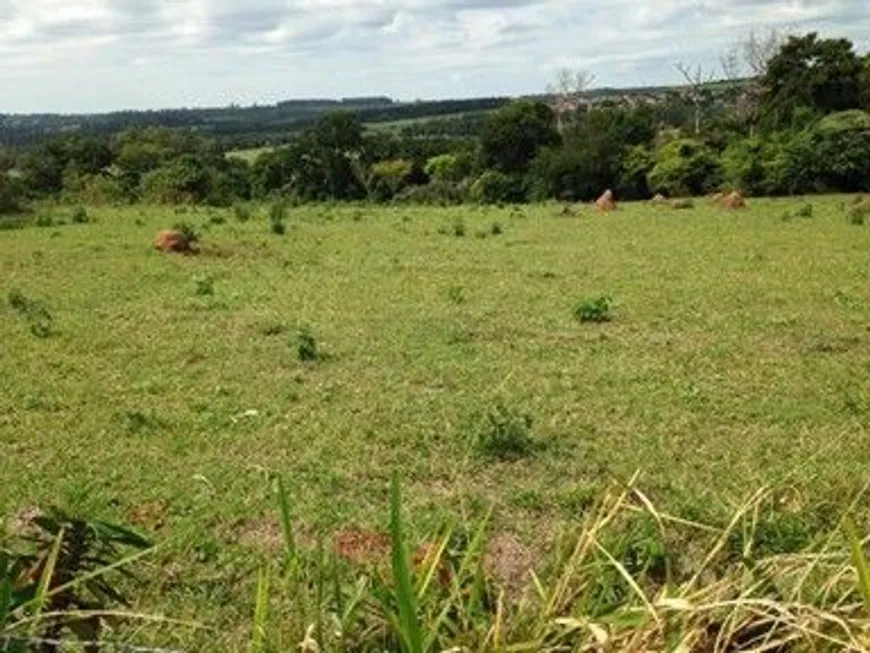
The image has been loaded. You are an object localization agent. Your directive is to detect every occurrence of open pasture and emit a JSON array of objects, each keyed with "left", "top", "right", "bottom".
[{"left": 2, "top": 196, "right": 870, "bottom": 647}]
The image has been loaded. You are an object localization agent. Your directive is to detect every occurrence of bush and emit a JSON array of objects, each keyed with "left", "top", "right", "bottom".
[
  {"left": 269, "top": 201, "right": 287, "bottom": 235},
  {"left": 294, "top": 328, "right": 318, "bottom": 362},
  {"left": 575, "top": 295, "right": 613, "bottom": 323},
  {"left": 8, "top": 289, "right": 55, "bottom": 337},
  {"left": 468, "top": 401, "right": 537, "bottom": 461},
  {"left": 70, "top": 206, "right": 91, "bottom": 224},
  {"left": 527, "top": 146, "right": 600, "bottom": 202},
  {"left": 424, "top": 153, "right": 472, "bottom": 183},
  {"left": 0, "top": 174, "right": 25, "bottom": 214},
  {"left": 393, "top": 181, "right": 467, "bottom": 206},
  {"left": 470, "top": 171, "right": 525, "bottom": 204},
  {"left": 648, "top": 138, "right": 722, "bottom": 197},
  {"left": 848, "top": 203, "right": 869, "bottom": 225},
  {"left": 795, "top": 203, "right": 814, "bottom": 218},
  {"left": 368, "top": 159, "right": 415, "bottom": 201}
]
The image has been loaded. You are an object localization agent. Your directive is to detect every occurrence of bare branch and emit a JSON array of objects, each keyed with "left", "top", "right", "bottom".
[
  {"left": 743, "top": 29, "right": 786, "bottom": 77},
  {"left": 548, "top": 67, "right": 597, "bottom": 134}
]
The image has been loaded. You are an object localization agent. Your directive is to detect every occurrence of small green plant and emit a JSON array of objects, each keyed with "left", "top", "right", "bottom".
[
  {"left": 671, "top": 199, "right": 694, "bottom": 210},
  {"left": 8, "top": 289, "right": 55, "bottom": 337},
  {"left": 848, "top": 203, "right": 869, "bottom": 225},
  {"left": 795, "top": 203, "right": 814, "bottom": 218},
  {"left": 447, "top": 286, "right": 466, "bottom": 305},
  {"left": 193, "top": 275, "right": 215, "bottom": 296},
  {"left": 0, "top": 508, "right": 151, "bottom": 648},
  {"left": 575, "top": 295, "right": 613, "bottom": 323},
  {"left": 294, "top": 328, "right": 318, "bottom": 362},
  {"left": 269, "top": 202, "right": 287, "bottom": 235},
  {"left": 208, "top": 213, "right": 226, "bottom": 226},
  {"left": 451, "top": 219, "right": 466, "bottom": 237},
  {"left": 490, "top": 222, "right": 503, "bottom": 236},
  {"left": 269, "top": 201, "right": 287, "bottom": 223},
  {"left": 173, "top": 221, "right": 200, "bottom": 243},
  {"left": 469, "top": 401, "right": 537, "bottom": 461},
  {"left": 70, "top": 206, "right": 90, "bottom": 224},
  {"left": 34, "top": 213, "right": 55, "bottom": 228},
  {"left": 270, "top": 219, "right": 286, "bottom": 235},
  {"left": 233, "top": 204, "right": 252, "bottom": 222}
]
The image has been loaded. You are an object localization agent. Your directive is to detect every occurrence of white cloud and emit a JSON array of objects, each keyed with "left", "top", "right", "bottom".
[{"left": 0, "top": 0, "right": 866, "bottom": 112}]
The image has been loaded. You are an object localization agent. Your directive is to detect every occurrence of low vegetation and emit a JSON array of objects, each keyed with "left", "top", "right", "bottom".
[{"left": 2, "top": 198, "right": 870, "bottom": 648}]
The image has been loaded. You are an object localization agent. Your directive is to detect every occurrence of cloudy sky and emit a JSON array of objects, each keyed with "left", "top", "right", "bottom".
[{"left": 0, "top": 0, "right": 867, "bottom": 114}]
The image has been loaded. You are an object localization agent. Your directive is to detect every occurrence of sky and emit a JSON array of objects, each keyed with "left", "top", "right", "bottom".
[{"left": 0, "top": 0, "right": 868, "bottom": 114}]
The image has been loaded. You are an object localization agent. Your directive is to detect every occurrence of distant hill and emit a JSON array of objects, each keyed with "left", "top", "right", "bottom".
[{"left": 0, "top": 80, "right": 750, "bottom": 149}]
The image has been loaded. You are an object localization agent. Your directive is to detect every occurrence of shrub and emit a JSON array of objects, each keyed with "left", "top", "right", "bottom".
[
  {"left": 0, "top": 173, "right": 25, "bottom": 215},
  {"left": 368, "top": 159, "right": 415, "bottom": 201},
  {"left": 470, "top": 171, "right": 525, "bottom": 204},
  {"left": 294, "top": 328, "right": 318, "bottom": 362},
  {"left": 648, "top": 138, "right": 722, "bottom": 197},
  {"left": 34, "top": 213, "right": 56, "bottom": 228},
  {"left": 795, "top": 203, "right": 814, "bottom": 218},
  {"left": 269, "top": 201, "right": 287, "bottom": 235},
  {"left": 490, "top": 222, "right": 503, "bottom": 236},
  {"left": 393, "top": 181, "right": 467, "bottom": 206},
  {"left": 70, "top": 206, "right": 90, "bottom": 224},
  {"left": 575, "top": 295, "right": 613, "bottom": 323},
  {"left": 424, "top": 153, "right": 472, "bottom": 183},
  {"left": 8, "top": 289, "right": 55, "bottom": 337},
  {"left": 468, "top": 401, "right": 537, "bottom": 461},
  {"left": 450, "top": 219, "right": 466, "bottom": 237}
]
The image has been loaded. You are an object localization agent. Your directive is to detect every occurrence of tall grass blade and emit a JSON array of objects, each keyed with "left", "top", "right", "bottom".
[
  {"left": 843, "top": 517, "right": 870, "bottom": 614},
  {"left": 251, "top": 567, "right": 270, "bottom": 653},
  {"left": 0, "top": 553, "right": 12, "bottom": 627},
  {"left": 390, "top": 473, "right": 423, "bottom": 653},
  {"left": 275, "top": 475, "right": 296, "bottom": 567},
  {"left": 27, "top": 526, "right": 63, "bottom": 639}
]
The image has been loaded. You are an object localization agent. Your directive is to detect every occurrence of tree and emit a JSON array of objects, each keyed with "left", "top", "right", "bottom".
[
  {"left": 424, "top": 153, "right": 472, "bottom": 183},
  {"left": 675, "top": 62, "right": 715, "bottom": 135},
  {"left": 761, "top": 33, "right": 865, "bottom": 128},
  {"left": 367, "top": 159, "right": 415, "bottom": 201},
  {"left": 647, "top": 138, "right": 722, "bottom": 196},
  {"left": 548, "top": 68, "right": 596, "bottom": 135},
  {"left": 479, "top": 100, "right": 561, "bottom": 175},
  {"left": 0, "top": 173, "right": 25, "bottom": 214},
  {"left": 810, "top": 110, "right": 870, "bottom": 192},
  {"left": 142, "top": 154, "right": 211, "bottom": 204}
]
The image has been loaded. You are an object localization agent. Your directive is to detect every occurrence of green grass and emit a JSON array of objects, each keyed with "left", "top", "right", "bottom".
[{"left": 2, "top": 196, "right": 870, "bottom": 648}]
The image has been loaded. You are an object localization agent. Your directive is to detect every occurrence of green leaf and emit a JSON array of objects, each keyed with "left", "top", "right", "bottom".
[
  {"left": 275, "top": 475, "right": 296, "bottom": 568},
  {"left": 390, "top": 473, "right": 423, "bottom": 653},
  {"left": 843, "top": 516, "right": 870, "bottom": 615},
  {"left": 29, "top": 526, "right": 64, "bottom": 636},
  {"left": 0, "top": 552, "right": 12, "bottom": 625},
  {"left": 251, "top": 566, "right": 270, "bottom": 653}
]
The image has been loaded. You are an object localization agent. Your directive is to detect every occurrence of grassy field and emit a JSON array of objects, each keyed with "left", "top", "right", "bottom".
[{"left": 3, "top": 196, "right": 870, "bottom": 648}]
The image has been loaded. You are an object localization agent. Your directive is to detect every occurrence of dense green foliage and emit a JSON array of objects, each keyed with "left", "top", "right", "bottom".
[{"left": 3, "top": 32, "right": 870, "bottom": 210}]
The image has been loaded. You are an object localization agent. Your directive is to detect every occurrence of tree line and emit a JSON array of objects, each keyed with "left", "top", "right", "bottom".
[{"left": 2, "top": 32, "right": 869, "bottom": 214}]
